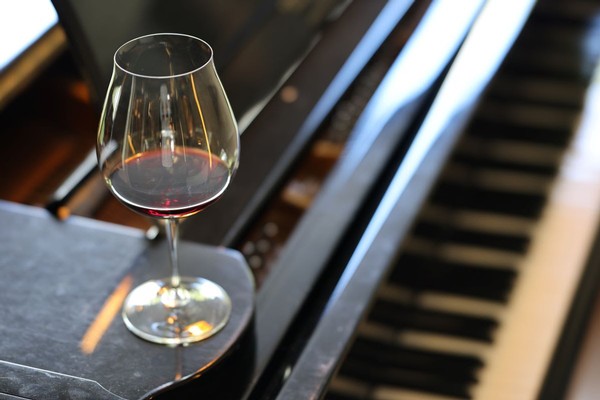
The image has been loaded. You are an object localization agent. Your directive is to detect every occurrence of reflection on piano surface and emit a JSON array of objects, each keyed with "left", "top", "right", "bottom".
[
  {"left": 2, "top": 0, "right": 600, "bottom": 399},
  {"left": 326, "top": 9, "right": 600, "bottom": 397},
  {"left": 315, "top": 1, "right": 600, "bottom": 399}
]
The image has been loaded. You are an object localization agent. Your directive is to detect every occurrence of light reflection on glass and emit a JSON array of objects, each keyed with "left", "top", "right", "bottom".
[{"left": 185, "top": 320, "right": 213, "bottom": 337}]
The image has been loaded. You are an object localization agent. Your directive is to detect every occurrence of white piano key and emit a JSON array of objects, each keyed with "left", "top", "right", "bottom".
[
  {"left": 439, "top": 243, "right": 523, "bottom": 269},
  {"left": 420, "top": 205, "right": 536, "bottom": 236},
  {"left": 329, "top": 375, "right": 464, "bottom": 400},
  {"left": 329, "top": 376, "right": 471, "bottom": 400},
  {"left": 403, "top": 236, "right": 523, "bottom": 270},
  {"left": 395, "top": 330, "right": 491, "bottom": 362},
  {"left": 373, "top": 385, "right": 469, "bottom": 400},
  {"left": 442, "top": 164, "right": 554, "bottom": 194},
  {"left": 357, "top": 322, "right": 491, "bottom": 362},
  {"left": 377, "top": 283, "right": 506, "bottom": 320},
  {"left": 328, "top": 375, "right": 372, "bottom": 398}
]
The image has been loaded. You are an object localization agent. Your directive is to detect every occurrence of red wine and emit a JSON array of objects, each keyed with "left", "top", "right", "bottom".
[{"left": 108, "top": 147, "right": 231, "bottom": 218}]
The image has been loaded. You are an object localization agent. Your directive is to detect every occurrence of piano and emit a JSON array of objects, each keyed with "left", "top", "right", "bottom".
[{"left": 1, "top": 0, "right": 600, "bottom": 398}]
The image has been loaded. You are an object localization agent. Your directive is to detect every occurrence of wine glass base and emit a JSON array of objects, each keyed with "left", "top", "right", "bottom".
[{"left": 122, "top": 277, "right": 232, "bottom": 345}]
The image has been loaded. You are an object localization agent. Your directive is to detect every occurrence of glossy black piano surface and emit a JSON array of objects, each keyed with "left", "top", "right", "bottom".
[
  {"left": 2, "top": 0, "right": 600, "bottom": 399},
  {"left": 0, "top": 201, "right": 255, "bottom": 400}
]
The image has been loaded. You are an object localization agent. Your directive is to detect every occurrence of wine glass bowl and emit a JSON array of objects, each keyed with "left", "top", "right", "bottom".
[{"left": 97, "top": 33, "right": 239, "bottom": 345}]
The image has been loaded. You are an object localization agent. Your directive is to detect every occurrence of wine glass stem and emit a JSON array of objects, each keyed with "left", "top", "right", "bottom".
[{"left": 165, "top": 218, "right": 181, "bottom": 288}]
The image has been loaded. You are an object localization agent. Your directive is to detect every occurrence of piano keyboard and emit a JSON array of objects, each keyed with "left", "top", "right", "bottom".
[{"left": 325, "top": 1, "right": 600, "bottom": 399}]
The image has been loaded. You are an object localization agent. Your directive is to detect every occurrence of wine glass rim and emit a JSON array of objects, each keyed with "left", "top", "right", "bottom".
[{"left": 114, "top": 32, "right": 214, "bottom": 79}]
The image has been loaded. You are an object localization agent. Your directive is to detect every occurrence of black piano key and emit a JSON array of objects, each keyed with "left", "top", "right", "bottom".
[
  {"left": 389, "top": 253, "right": 517, "bottom": 302},
  {"left": 535, "top": 0, "right": 600, "bottom": 25},
  {"left": 325, "top": 392, "right": 363, "bottom": 400},
  {"left": 520, "top": 23, "right": 588, "bottom": 52},
  {"left": 452, "top": 150, "right": 560, "bottom": 176},
  {"left": 412, "top": 220, "right": 530, "bottom": 253},
  {"left": 502, "top": 55, "right": 592, "bottom": 84},
  {"left": 487, "top": 76, "right": 586, "bottom": 110},
  {"left": 430, "top": 181, "right": 547, "bottom": 219},
  {"left": 368, "top": 299, "right": 498, "bottom": 342},
  {"left": 468, "top": 118, "right": 572, "bottom": 147},
  {"left": 339, "top": 357, "right": 473, "bottom": 399},
  {"left": 502, "top": 45, "right": 587, "bottom": 81},
  {"left": 349, "top": 336, "right": 483, "bottom": 383},
  {"left": 501, "top": 23, "right": 597, "bottom": 81}
]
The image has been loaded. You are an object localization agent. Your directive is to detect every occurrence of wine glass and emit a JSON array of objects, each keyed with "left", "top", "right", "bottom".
[{"left": 97, "top": 33, "right": 240, "bottom": 345}]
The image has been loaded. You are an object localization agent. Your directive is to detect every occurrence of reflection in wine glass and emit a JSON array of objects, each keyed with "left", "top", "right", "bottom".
[{"left": 97, "top": 33, "right": 239, "bottom": 345}]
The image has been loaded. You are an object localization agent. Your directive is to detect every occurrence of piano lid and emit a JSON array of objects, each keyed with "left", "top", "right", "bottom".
[{"left": 51, "top": 0, "right": 352, "bottom": 128}]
